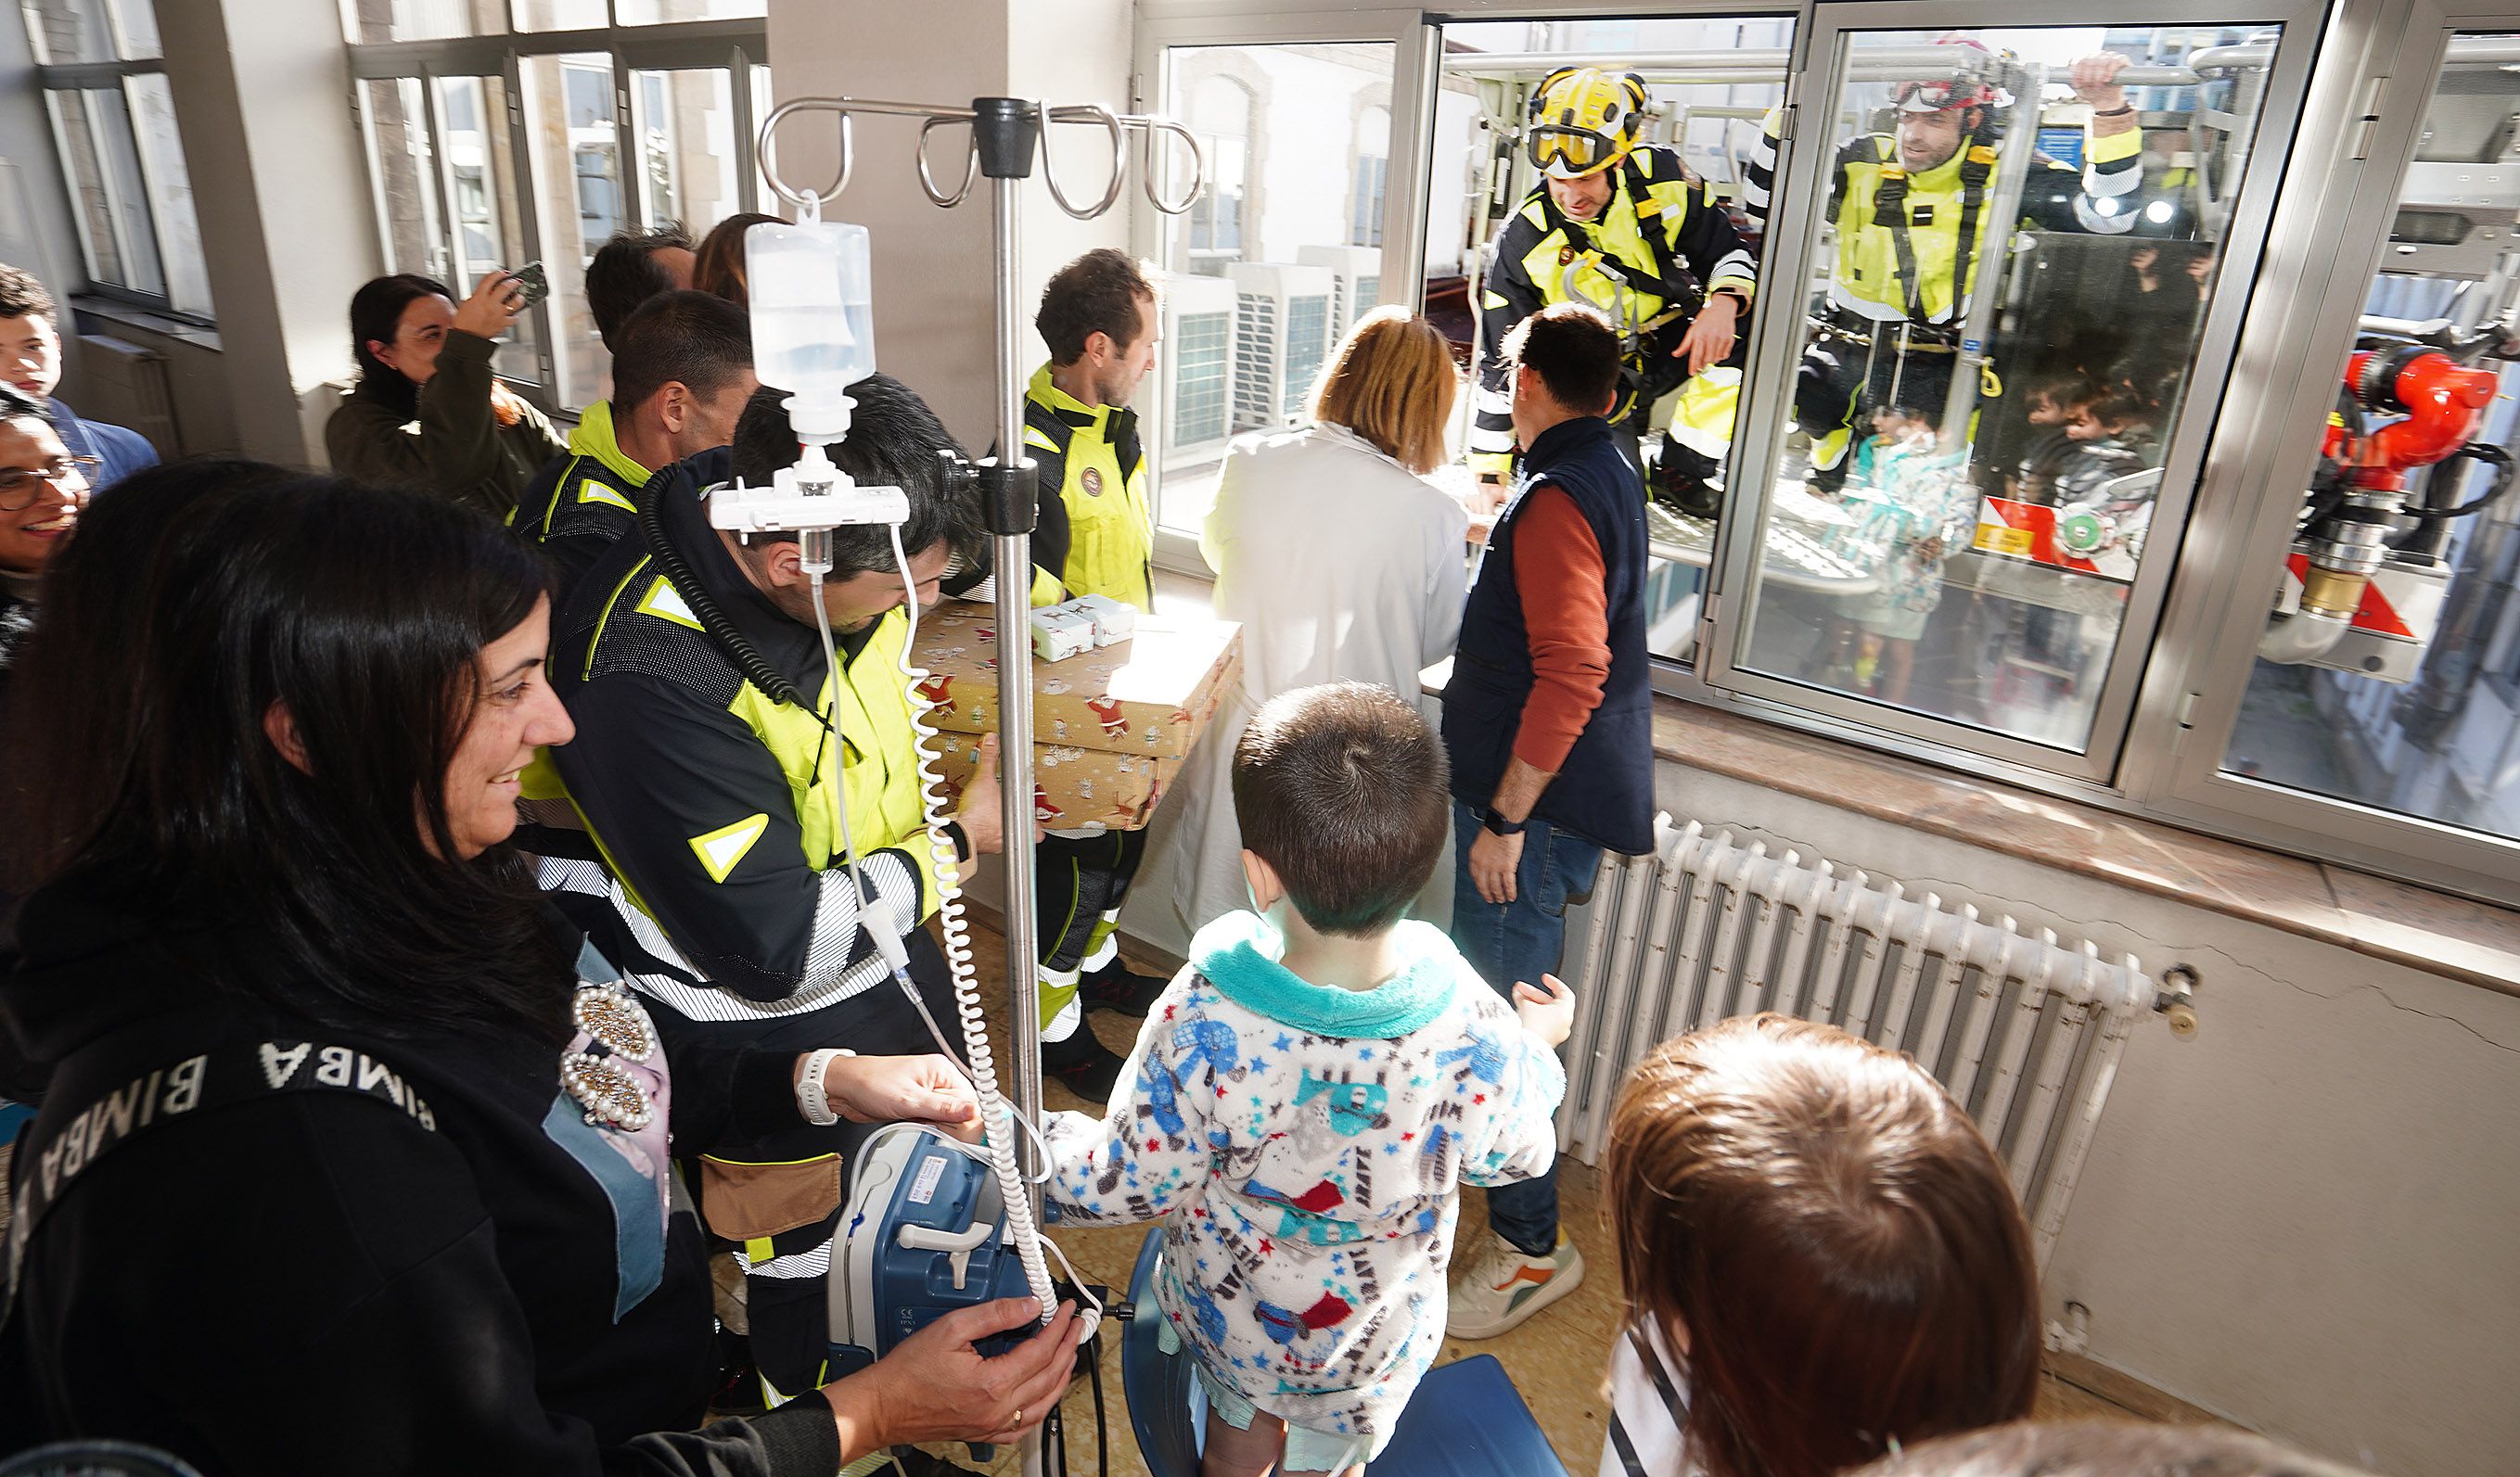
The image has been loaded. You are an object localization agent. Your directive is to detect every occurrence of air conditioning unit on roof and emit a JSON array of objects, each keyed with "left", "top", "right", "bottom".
[
  {"left": 1297, "top": 245, "right": 1385, "bottom": 338},
  {"left": 1226, "top": 261, "right": 1337, "bottom": 431},
  {"left": 1158, "top": 271, "right": 1239, "bottom": 466}
]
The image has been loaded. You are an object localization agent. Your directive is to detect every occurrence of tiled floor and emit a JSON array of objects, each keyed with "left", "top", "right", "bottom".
[{"left": 932, "top": 921, "right": 2187, "bottom": 1477}]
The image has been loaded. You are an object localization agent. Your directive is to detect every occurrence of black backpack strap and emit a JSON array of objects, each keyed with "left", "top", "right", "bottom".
[
  {"left": 6, "top": 1016, "right": 440, "bottom": 1310},
  {"left": 1536, "top": 158, "right": 1698, "bottom": 310},
  {"left": 1623, "top": 152, "right": 1705, "bottom": 313}
]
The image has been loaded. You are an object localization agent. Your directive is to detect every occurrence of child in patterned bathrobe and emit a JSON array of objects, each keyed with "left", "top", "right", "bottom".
[{"left": 1043, "top": 681, "right": 1572, "bottom": 1477}]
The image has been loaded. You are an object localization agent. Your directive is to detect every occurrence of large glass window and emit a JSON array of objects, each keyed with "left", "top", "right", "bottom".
[
  {"left": 360, "top": 77, "right": 451, "bottom": 281},
  {"left": 2219, "top": 33, "right": 2520, "bottom": 849},
  {"left": 350, "top": 12, "right": 769, "bottom": 411},
  {"left": 1153, "top": 41, "right": 1397, "bottom": 536},
  {"left": 1727, "top": 24, "right": 2276, "bottom": 751},
  {"left": 15, "top": 0, "right": 213, "bottom": 318},
  {"left": 1183, "top": 75, "right": 1252, "bottom": 272},
  {"left": 633, "top": 67, "right": 739, "bottom": 236},
  {"left": 522, "top": 51, "right": 623, "bottom": 405},
  {"left": 512, "top": 0, "right": 603, "bottom": 31},
  {"left": 356, "top": 74, "right": 541, "bottom": 390},
  {"left": 1438, "top": 17, "right": 1797, "bottom": 664},
  {"left": 340, "top": 0, "right": 505, "bottom": 45},
  {"left": 616, "top": 0, "right": 765, "bottom": 24},
  {"left": 1350, "top": 105, "right": 1389, "bottom": 248}
]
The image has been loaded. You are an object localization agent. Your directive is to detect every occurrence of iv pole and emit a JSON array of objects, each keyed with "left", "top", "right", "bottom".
[{"left": 756, "top": 89, "right": 1202, "bottom": 1477}]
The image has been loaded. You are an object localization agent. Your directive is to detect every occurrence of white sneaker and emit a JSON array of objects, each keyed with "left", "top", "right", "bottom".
[{"left": 1447, "top": 1230, "right": 1586, "bottom": 1340}]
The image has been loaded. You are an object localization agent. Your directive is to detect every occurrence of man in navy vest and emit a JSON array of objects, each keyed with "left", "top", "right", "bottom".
[{"left": 1442, "top": 304, "right": 1653, "bottom": 1340}]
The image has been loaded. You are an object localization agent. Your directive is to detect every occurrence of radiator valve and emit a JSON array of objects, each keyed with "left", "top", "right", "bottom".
[
  {"left": 2044, "top": 1300, "right": 2093, "bottom": 1356},
  {"left": 2155, "top": 963, "right": 2200, "bottom": 1038}
]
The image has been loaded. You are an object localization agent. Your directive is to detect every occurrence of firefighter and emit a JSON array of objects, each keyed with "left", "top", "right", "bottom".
[
  {"left": 1744, "top": 42, "right": 2152, "bottom": 489},
  {"left": 1470, "top": 67, "right": 1759, "bottom": 518}
]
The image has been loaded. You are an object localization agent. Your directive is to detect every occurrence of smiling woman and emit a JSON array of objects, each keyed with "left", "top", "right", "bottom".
[
  {"left": 0, "top": 469, "right": 1081, "bottom": 1474},
  {"left": 0, "top": 385, "right": 86, "bottom": 712}
]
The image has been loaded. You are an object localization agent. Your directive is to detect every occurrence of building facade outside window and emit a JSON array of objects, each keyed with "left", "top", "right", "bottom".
[
  {"left": 342, "top": 1, "right": 769, "bottom": 411},
  {"left": 15, "top": 0, "right": 215, "bottom": 319}
]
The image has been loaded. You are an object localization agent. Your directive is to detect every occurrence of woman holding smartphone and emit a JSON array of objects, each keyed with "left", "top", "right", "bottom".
[{"left": 326, "top": 268, "right": 564, "bottom": 518}]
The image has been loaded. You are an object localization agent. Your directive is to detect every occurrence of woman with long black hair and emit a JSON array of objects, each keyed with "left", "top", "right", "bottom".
[
  {"left": 0, "top": 468, "right": 1079, "bottom": 1475},
  {"left": 325, "top": 271, "right": 564, "bottom": 517}
]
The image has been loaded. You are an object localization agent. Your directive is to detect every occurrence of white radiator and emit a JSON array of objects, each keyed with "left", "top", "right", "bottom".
[
  {"left": 1558, "top": 816, "right": 2165, "bottom": 1267},
  {"left": 73, "top": 333, "right": 179, "bottom": 458}
]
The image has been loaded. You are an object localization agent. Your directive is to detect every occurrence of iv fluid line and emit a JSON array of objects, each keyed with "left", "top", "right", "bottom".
[{"left": 800, "top": 543, "right": 1078, "bottom": 1338}]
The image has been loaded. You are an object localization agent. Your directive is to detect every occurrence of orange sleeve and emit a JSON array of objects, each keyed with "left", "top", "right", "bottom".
[{"left": 1507, "top": 486, "right": 1610, "bottom": 773}]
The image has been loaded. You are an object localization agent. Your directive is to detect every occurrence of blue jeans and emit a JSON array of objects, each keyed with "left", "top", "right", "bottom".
[{"left": 1448, "top": 800, "right": 1602, "bottom": 1255}]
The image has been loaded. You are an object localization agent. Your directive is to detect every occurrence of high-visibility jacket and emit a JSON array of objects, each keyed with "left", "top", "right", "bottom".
[
  {"left": 535, "top": 474, "right": 946, "bottom": 1025},
  {"left": 1025, "top": 363, "right": 1152, "bottom": 611},
  {"left": 1471, "top": 145, "right": 1759, "bottom": 478},
  {"left": 1745, "top": 110, "right": 2143, "bottom": 325},
  {"left": 508, "top": 398, "right": 656, "bottom": 607}
]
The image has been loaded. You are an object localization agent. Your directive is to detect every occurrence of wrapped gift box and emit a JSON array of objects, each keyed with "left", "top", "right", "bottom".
[
  {"left": 923, "top": 729, "right": 1177, "bottom": 833},
  {"left": 910, "top": 605, "right": 1242, "bottom": 762}
]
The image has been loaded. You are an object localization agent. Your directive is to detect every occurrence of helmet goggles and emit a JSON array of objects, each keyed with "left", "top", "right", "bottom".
[
  {"left": 1529, "top": 125, "right": 1623, "bottom": 177},
  {"left": 1893, "top": 77, "right": 1995, "bottom": 114}
]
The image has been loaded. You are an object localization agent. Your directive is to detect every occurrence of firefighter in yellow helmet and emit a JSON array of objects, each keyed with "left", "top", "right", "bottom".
[
  {"left": 1743, "top": 42, "right": 2155, "bottom": 490},
  {"left": 1469, "top": 67, "right": 1759, "bottom": 518}
]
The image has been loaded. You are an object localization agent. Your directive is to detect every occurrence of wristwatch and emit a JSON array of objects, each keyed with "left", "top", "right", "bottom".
[
  {"left": 1479, "top": 805, "right": 1527, "bottom": 838},
  {"left": 796, "top": 1047, "right": 856, "bottom": 1127}
]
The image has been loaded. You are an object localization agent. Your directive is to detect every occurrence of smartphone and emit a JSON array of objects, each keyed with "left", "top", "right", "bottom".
[{"left": 509, "top": 261, "right": 550, "bottom": 311}]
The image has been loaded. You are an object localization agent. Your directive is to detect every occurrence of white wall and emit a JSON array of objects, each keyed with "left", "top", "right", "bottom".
[
  {"left": 155, "top": 0, "right": 377, "bottom": 465},
  {"left": 0, "top": 6, "right": 87, "bottom": 386},
  {"left": 766, "top": 0, "right": 1131, "bottom": 456},
  {"left": 1640, "top": 763, "right": 2520, "bottom": 1477}
]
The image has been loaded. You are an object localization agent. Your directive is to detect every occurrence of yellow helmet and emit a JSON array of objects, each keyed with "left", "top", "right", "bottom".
[{"left": 1526, "top": 68, "right": 1648, "bottom": 179}]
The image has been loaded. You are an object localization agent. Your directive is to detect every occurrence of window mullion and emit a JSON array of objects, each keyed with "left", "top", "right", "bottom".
[
  {"left": 615, "top": 45, "right": 645, "bottom": 232},
  {"left": 417, "top": 71, "right": 460, "bottom": 288},
  {"left": 503, "top": 47, "right": 560, "bottom": 408},
  {"left": 83, "top": 86, "right": 143, "bottom": 295},
  {"left": 119, "top": 71, "right": 181, "bottom": 311}
]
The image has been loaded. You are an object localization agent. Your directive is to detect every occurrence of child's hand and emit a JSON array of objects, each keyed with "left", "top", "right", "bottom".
[{"left": 1514, "top": 974, "right": 1575, "bottom": 1050}]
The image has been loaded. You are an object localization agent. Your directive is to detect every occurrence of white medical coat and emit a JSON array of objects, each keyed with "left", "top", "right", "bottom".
[{"left": 1129, "top": 423, "right": 1471, "bottom": 956}]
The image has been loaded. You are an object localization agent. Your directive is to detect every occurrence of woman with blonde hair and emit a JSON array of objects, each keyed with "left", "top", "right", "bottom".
[{"left": 1136, "top": 307, "right": 1470, "bottom": 953}]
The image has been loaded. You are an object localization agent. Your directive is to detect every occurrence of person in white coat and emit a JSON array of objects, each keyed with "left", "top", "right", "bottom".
[{"left": 1136, "top": 308, "right": 1469, "bottom": 954}]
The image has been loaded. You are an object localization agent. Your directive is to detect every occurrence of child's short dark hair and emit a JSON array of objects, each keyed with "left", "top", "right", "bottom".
[
  {"left": 1606, "top": 1014, "right": 2041, "bottom": 1477},
  {"left": 1230, "top": 682, "right": 1450, "bottom": 939},
  {"left": 727, "top": 375, "right": 979, "bottom": 577},
  {"left": 1503, "top": 303, "right": 1622, "bottom": 416}
]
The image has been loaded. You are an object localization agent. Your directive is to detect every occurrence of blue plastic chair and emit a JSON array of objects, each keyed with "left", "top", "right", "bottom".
[
  {"left": 1119, "top": 1228, "right": 1570, "bottom": 1477},
  {"left": 0, "top": 1101, "right": 32, "bottom": 1145}
]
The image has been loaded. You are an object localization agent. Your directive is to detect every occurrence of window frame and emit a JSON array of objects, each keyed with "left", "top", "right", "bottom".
[
  {"left": 1692, "top": 0, "right": 2326, "bottom": 786},
  {"left": 344, "top": 13, "right": 769, "bottom": 414},
  {"left": 20, "top": 40, "right": 214, "bottom": 323},
  {"left": 1132, "top": 0, "right": 2520, "bottom": 906},
  {"left": 1131, "top": 6, "right": 1429, "bottom": 572},
  {"left": 2121, "top": 0, "right": 2520, "bottom": 905}
]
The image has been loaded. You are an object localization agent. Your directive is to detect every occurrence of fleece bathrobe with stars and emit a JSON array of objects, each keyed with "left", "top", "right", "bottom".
[{"left": 1042, "top": 910, "right": 1566, "bottom": 1452}]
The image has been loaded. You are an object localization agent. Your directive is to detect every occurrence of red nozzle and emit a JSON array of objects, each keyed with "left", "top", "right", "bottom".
[{"left": 2330, "top": 350, "right": 2499, "bottom": 472}]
